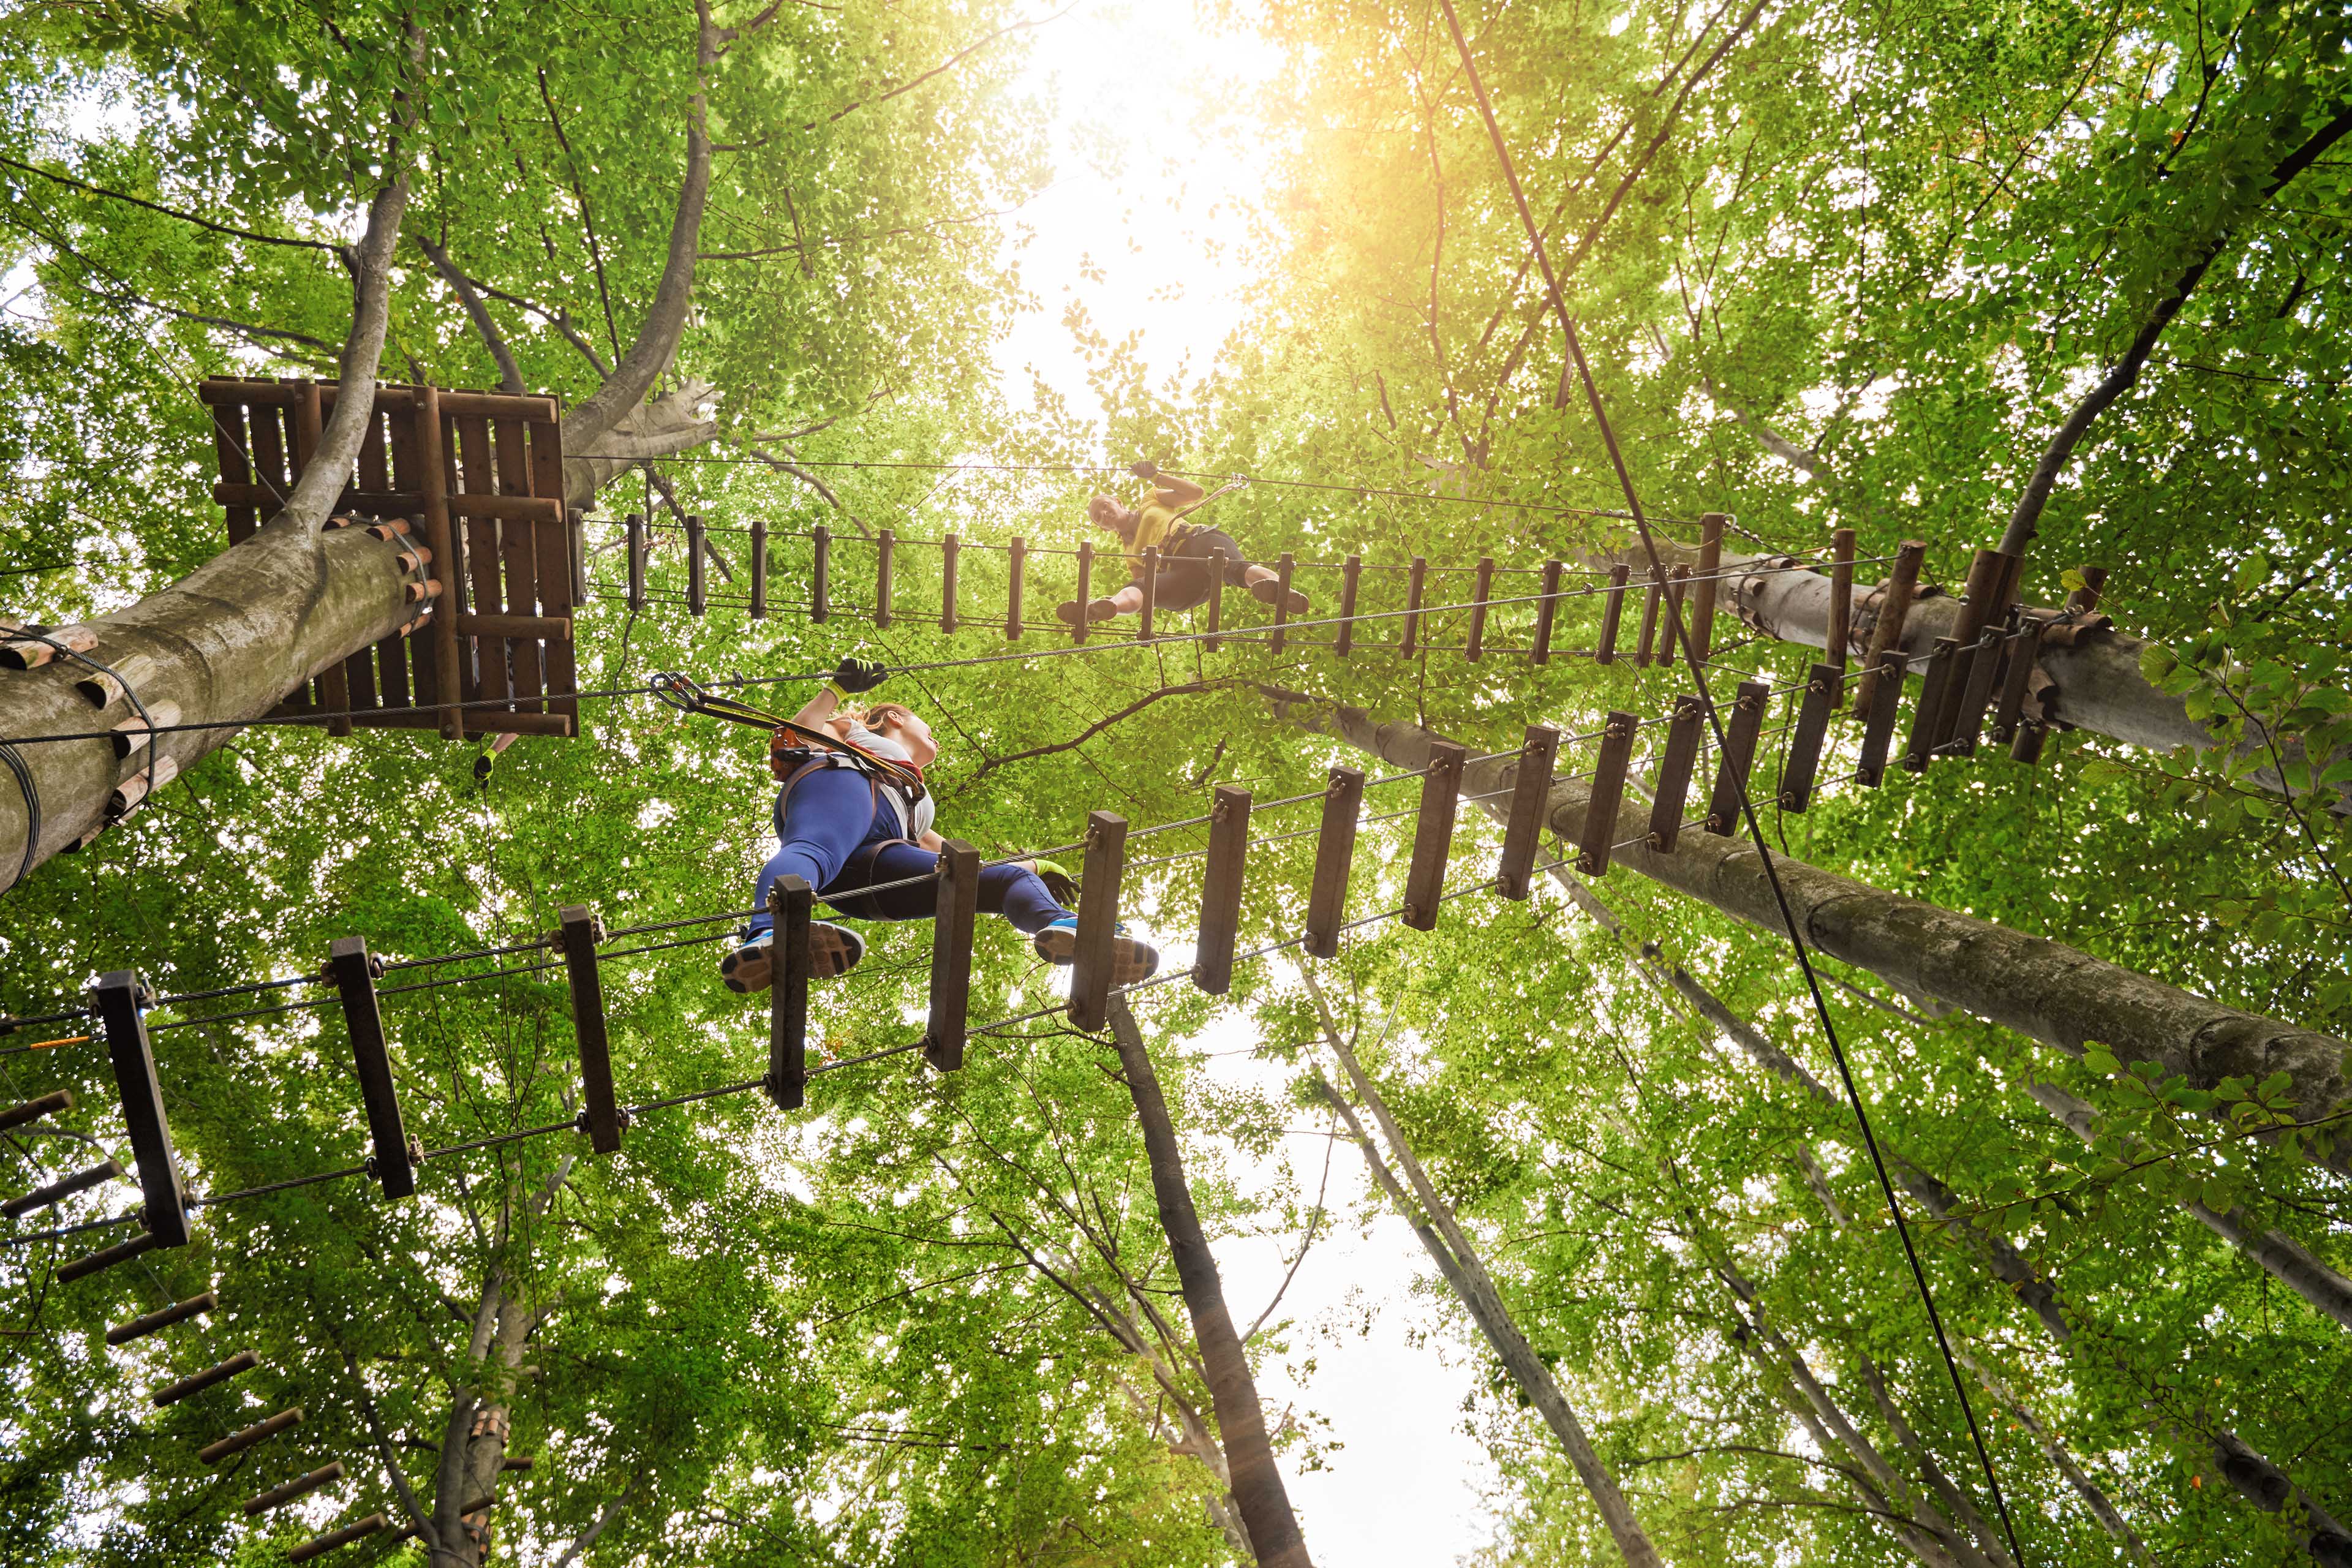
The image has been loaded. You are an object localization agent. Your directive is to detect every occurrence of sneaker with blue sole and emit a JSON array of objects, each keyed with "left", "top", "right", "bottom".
[
  {"left": 720, "top": 921, "right": 865, "bottom": 994},
  {"left": 1032, "top": 916, "right": 1160, "bottom": 985}
]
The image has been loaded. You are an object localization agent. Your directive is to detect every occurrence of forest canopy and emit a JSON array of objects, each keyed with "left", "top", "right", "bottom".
[{"left": 2, "top": 1, "right": 2348, "bottom": 1566}]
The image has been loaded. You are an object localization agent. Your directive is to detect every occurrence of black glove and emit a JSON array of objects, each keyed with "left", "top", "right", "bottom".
[
  {"left": 827, "top": 656, "right": 888, "bottom": 702},
  {"left": 1129, "top": 459, "right": 1159, "bottom": 480}
]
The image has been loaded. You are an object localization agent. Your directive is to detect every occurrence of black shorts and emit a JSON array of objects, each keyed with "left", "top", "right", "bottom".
[{"left": 1133, "top": 528, "right": 1253, "bottom": 612}]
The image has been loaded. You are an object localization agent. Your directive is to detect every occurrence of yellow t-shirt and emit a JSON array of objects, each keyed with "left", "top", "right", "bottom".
[{"left": 1123, "top": 490, "right": 1188, "bottom": 579}]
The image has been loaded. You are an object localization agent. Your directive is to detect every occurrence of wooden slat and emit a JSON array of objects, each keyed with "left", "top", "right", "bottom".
[
  {"left": 1303, "top": 767, "right": 1365, "bottom": 959},
  {"left": 1934, "top": 552, "right": 2005, "bottom": 752},
  {"left": 750, "top": 516, "right": 769, "bottom": 620},
  {"left": 941, "top": 532, "right": 960, "bottom": 633},
  {"left": 1901, "top": 638, "right": 1961, "bottom": 773},
  {"left": 1399, "top": 557, "right": 1427, "bottom": 655},
  {"left": 1577, "top": 712, "right": 1638, "bottom": 876},
  {"left": 1073, "top": 541, "right": 1093, "bottom": 645},
  {"left": 213, "top": 483, "right": 567, "bottom": 522},
  {"left": 1856, "top": 651, "right": 1908, "bottom": 787},
  {"left": 1596, "top": 563, "right": 1629, "bottom": 665},
  {"left": 0, "top": 1088, "right": 72, "bottom": 1134},
  {"left": 1194, "top": 786, "right": 1253, "bottom": 994},
  {"left": 1495, "top": 723, "right": 1559, "bottom": 899},
  {"left": 1204, "top": 546, "right": 1224, "bottom": 652},
  {"left": 94, "top": 970, "right": 189, "bottom": 1248},
  {"left": 1270, "top": 551, "right": 1295, "bottom": 654},
  {"left": 1402, "top": 741, "right": 1466, "bottom": 930},
  {"left": 356, "top": 404, "right": 389, "bottom": 495},
  {"left": 875, "top": 527, "right": 895, "bottom": 627},
  {"left": 2010, "top": 714, "right": 2051, "bottom": 766},
  {"left": 2067, "top": 565, "right": 2108, "bottom": 615},
  {"left": 812, "top": 524, "right": 831, "bottom": 622},
  {"left": 107, "top": 1291, "right": 214, "bottom": 1346},
  {"left": 560, "top": 906, "right": 620, "bottom": 1154},
  {"left": 213, "top": 403, "right": 256, "bottom": 544},
  {"left": 6, "top": 1158, "right": 120, "bottom": 1219},
  {"left": 456, "top": 613, "right": 571, "bottom": 641},
  {"left": 924, "top": 841, "right": 981, "bottom": 1071},
  {"left": 200, "top": 1407, "right": 301, "bottom": 1465},
  {"left": 1852, "top": 540, "right": 1928, "bottom": 718},
  {"left": 246, "top": 1461, "right": 344, "bottom": 1516},
  {"left": 56, "top": 1230, "right": 159, "bottom": 1284},
  {"left": 1949, "top": 626, "right": 2007, "bottom": 758},
  {"left": 249, "top": 403, "right": 290, "bottom": 514},
  {"left": 769, "top": 875, "right": 812, "bottom": 1112},
  {"left": 315, "top": 657, "right": 353, "bottom": 738},
  {"left": 626, "top": 516, "right": 646, "bottom": 610},
  {"left": 1779, "top": 663, "right": 1842, "bottom": 812},
  {"left": 1689, "top": 512, "right": 1727, "bottom": 661},
  {"left": 1006, "top": 537, "right": 1026, "bottom": 641},
  {"left": 1646, "top": 696, "right": 1703, "bottom": 851},
  {"left": 218, "top": 379, "right": 558, "bottom": 421},
  {"left": 532, "top": 437, "right": 577, "bottom": 726},
  {"left": 1463, "top": 557, "right": 1495, "bottom": 662},
  {"left": 154, "top": 1349, "right": 257, "bottom": 1408},
  {"left": 1137, "top": 545, "right": 1159, "bottom": 642},
  {"left": 415, "top": 388, "right": 464, "bottom": 739},
  {"left": 686, "top": 514, "right": 707, "bottom": 617},
  {"left": 1529, "top": 559, "right": 1562, "bottom": 665},
  {"left": 1635, "top": 567, "right": 1664, "bottom": 666},
  {"left": 454, "top": 413, "right": 507, "bottom": 711},
  {"left": 1334, "top": 555, "right": 1361, "bottom": 658},
  {"left": 1989, "top": 620, "right": 2045, "bottom": 746},
  {"left": 1068, "top": 812, "right": 1129, "bottom": 1032},
  {"left": 328, "top": 937, "right": 413, "bottom": 1200},
  {"left": 289, "top": 1516, "right": 385, "bottom": 1564},
  {"left": 1664, "top": 564, "right": 1690, "bottom": 666},
  {"left": 1705, "top": 681, "right": 1772, "bottom": 835}
]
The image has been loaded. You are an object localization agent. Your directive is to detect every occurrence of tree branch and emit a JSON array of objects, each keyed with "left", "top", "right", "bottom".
[
  {"left": 956, "top": 682, "right": 1231, "bottom": 789},
  {"left": 0, "top": 152, "right": 344, "bottom": 257},
  {"left": 415, "top": 233, "right": 526, "bottom": 394}
]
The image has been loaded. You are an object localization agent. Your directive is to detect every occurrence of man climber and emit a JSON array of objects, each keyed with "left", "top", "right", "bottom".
[
  {"left": 719, "top": 657, "right": 1161, "bottom": 994},
  {"left": 1058, "top": 460, "right": 1311, "bottom": 628}
]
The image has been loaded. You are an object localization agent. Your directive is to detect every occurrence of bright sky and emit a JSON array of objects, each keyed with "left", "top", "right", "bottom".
[{"left": 995, "top": 7, "right": 1505, "bottom": 1562}]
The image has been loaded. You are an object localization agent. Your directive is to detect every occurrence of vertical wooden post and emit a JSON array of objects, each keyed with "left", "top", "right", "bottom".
[
  {"left": 1902, "top": 639, "right": 1961, "bottom": 772},
  {"left": 1463, "top": 557, "right": 1495, "bottom": 662},
  {"left": 925, "top": 842, "right": 980, "bottom": 1071},
  {"left": 1705, "top": 681, "right": 1771, "bottom": 835},
  {"left": 1852, "top": 540, "right": 1927, "bottom": 717},
  {"left": 415, "top": 385, "right": 464, "bottom": 740},
  {"left": 1006, "top": 536, "right": 1027, "bottom": 640},
  {"left": 1401, "top": 742, "right": 1466, "bottom": 930},
  {"left": 1137, "top": 545, "right": 1159, "bottom": 642},
  {"left": 1989, "top": 620, "right": 2045, "bottom": 745},
  {"left": 625, "top": 515, "right": 646, "bottom": 611},
  {"left": 1400, "top": 556, "right": 1427, "bottom": 656},
  {"left": 685, "top": 514, "right": 707, "bottom": 616},
  {"left": 1855, "top": 651, "right": 1909, "bottom": 787},
  {"left": 1194, "top": 786, "right": 1253, "bottom": 995},
  {"left": 1635, "top": 567, "right": 1665, "bottom": 666},
  {"left": 1073, "top": 541, "right": 1093, "bottom": 645},
  {"left": 559, "top": 906, "right": 620, "bottom": 1154},
  {"left": 1303, "top": 767, "right": 1365, "bottom": 959},
  {"left": 1663, "top": 564, "right": 1690, "bottom": 665},
  {"left": 767, "top": 876, "right": 810, "bottom": 1112},
  {"left": 1950, "top": 627, "right": 2007, "bottom": 758},
  {"left": 811, "top": 524, "right": 831, "bottom": 622},
  {"left": 1068, "top": 813, "right": 1128, "bottom": 1032},
  {"left": 1646, "top": 696, "right": 1704, "bottom": 851},
  {"left": 1269, "top": 552, "right": 1295, "bottom": 654},
  {"left": 2067, "top": 565, "right": 2108, "bottom": 616},
  {"left": 1935, "top": 548, "right": 2007, "bottom": 748},
  {"left": 1779, "top": 664, "right": 1842, "bottom": 811},
  {"left": 940, "top": 532, "right": 960, "bottom": 634},
  {"left": 94, "top": 970, "right": 188, "bottom": 1248},
  {"left": 1577, "top": 713, "right": 1638, "bottom": 875},
  {"left": 1495, "top": 724, "right": 1559, "bottom": 899},
  {"left": 326, "top": 937, "right": 413, "bottom": 1200},
  {"left": 1204, "top": 548, "right": 1225, "bottom": 653},
  {"left": 1827, "top": 527, "right": 1855, "bottom": 706},
  {"left": 1689, "top": 512, "right": 1727, "bottom": 662},
  {"left": 1334, "top": 555, "right": 1361, "bottom": 658},
  {"left": 1596, "top": 563, "right": 1629, "bottom": 665},
  {"left": 748, "top": 516, "right": 769, "bottom": 620},
  {"left": 875, "top": 527, "right": 895, "bottom": 627},
  {"left": 1529, "top": 559, "right": 1562, "bottom": 665}
]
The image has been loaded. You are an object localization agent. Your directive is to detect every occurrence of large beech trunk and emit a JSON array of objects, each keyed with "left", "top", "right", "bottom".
[
  {"left": 1106, "top": 998, "right": 1313, "bottom": 1568},
  {"left": 1273, "top": 693, "right": 2351, "bottom": 1176},
  {"left": 1645, "top": 542, "right": 2338, "bottom": 801},
  {"left": 0, "top": 178, "right": 412, "bottom": 892}
]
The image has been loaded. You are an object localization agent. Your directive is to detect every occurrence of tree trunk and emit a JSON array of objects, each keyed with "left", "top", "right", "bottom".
[
  {"left": 1653, "top": 543, "right": 2340, "bottom": 803},
  {"left": 1, "top": 175, "right": 412, "bottom": 892},
  {"left": 1955, "top": 1346, "right": 2157, "bottom": 1566},
  {"left": 1270, "top": 692, "right": 2351, "bottom": 1177},
  {"left": 1302, "top": 979, "right": 1664, "bottom": 1567},
  {"left": 1106, "top": 998, "right": 1314, "bottom": 1568}
]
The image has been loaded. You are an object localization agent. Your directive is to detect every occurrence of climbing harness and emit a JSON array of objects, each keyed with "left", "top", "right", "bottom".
[{"left": 649, "top": 668, "right": 929, "bottom": 814}]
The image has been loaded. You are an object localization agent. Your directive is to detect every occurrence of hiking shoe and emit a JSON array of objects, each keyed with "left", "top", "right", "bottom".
[
  {"left": 1033, "top": 916, "right": 1160, "bottom": 985},
  {"left": 720, "top": 922, "right": 866, "bottom": 993},
  {"left": 1248, "top": 576, "right": 1311, "bottom": 615}
]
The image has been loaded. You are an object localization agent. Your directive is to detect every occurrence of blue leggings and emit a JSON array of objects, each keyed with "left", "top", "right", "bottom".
[{"left": 747, "top": 766, "right": 1071, "bottom": 938}]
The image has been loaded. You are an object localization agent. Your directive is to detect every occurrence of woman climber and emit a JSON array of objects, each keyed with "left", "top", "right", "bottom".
[
  {"left": 719, "top": 657, "right": 1161, "bottom": 995},
  {"left": 1058, "top": 460, "right": 1311, "bottom": 628}
]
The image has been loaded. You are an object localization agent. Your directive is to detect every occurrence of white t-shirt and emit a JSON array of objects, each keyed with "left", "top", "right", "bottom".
[{"left": 840, "top": 720, "right": 936, "bottom": 842}]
